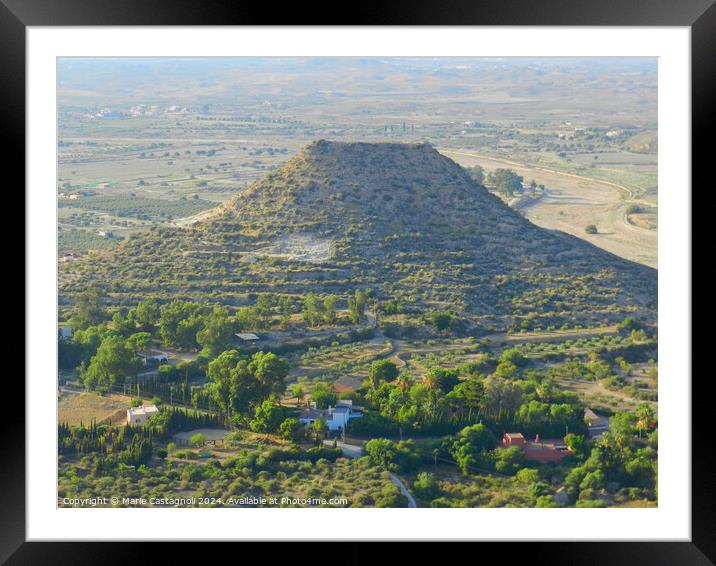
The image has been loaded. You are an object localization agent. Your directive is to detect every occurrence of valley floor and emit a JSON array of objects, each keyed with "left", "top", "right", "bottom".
[{"left": 440, "top": 149, "right": 657, "bottom": 269}]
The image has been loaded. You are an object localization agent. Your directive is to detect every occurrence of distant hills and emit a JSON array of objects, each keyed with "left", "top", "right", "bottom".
[{"left": 60, "top": 140, "right": 657, "bottom": 330}]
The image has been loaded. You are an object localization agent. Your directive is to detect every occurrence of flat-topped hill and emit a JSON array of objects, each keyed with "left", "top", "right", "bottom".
[{"left": 59, "top": 140, "right": 657, "bottom": 329}]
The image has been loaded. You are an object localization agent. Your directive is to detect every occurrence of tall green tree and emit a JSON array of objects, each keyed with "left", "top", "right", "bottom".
[
  {"left": 279, "top": 417, "right": 305, "bottom": 442},
  {"left": 206, "top": 350, "right": 258, "bottom": 420},
  {"left": 348, "top": 289, "right": 367, "bottom": 324},
  {"left": 482, "top": 376, "right": 523, "bottom": 420},
  {"left": 81, "top": 335, "right": 139, "bottom": 392},
  {"left": 71, "top": 287, "right": 106, "bottom": 329},
  {"left": 323, "top": 295, "right": 337, "bottom": 325},
  {"left": 249, "top": 399, "right": 285, "bottom": 433},
  {"left": 249, "top": 351, "right": 290, "bottom": 402},
  {"left": 466, "top": 164, "right": 485, "bottom": 184},
  {"left": 487, "top": 168, "right": 524, "bottom": 196},
  {"left": 159, "top": 300, "right": 203, "bottom": 348},
  {"left": 425, "top": 367, "right": 460, "bottom": 393},
  {"left": 127, "top": 332, "right": 152, "bottom": 353},
  {"left": 368, "top": 360, "right": 399, "bottom": 390},
  {"left": 234, "top": 306, "right": 259, "bottom": 331},
  {"left": 133, "top": 299, "right": 160, "bottom": 330},
  {"left": 302, "top": 293, "right": 325, "bottom": 327},
  {"left": 255, "top": 294, "right": 275, "bottom": 328},
  {"left": 175, "top": 314, "right": 204, "bottom": 350},
  {"left": 196, "top": 305, "right": 234, "bottom": 357},
  {"left": 311, "top": 382, "right": 338, "bottom": 409}
]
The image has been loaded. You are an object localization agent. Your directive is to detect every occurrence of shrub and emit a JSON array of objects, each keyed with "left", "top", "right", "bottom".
[
  {"left": 535, "top": 495, "right": 558, "bottom": 508},
  {"left": 528, "top": 481, "right": 550, "bottom": 498},
  {"left": 279, "top": 417, "right": 305, "bottom": 443},
  {"left": 515, "top": 468, "right": 540, "bottom": 485},
  {"left": 412, "top": 472, "right": 440, "bottom": 500}
]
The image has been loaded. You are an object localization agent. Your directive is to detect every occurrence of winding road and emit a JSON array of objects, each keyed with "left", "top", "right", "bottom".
[
  {"left": 389, "top": 473, "right": 417, "bottom": 508},
  {"left": 440, "top": 149, "right": 657, "bottom": 269},
  {"left": 326, "top": 439, "right": 418, "bottom": 508}
]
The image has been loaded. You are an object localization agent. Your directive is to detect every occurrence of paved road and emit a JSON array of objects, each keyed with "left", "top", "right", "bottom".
[{"left": 323, "top": 439, "right": 363, "bottom": 459}]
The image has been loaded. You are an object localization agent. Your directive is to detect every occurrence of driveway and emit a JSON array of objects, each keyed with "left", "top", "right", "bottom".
[
  {"left": 324, "top": 440, "right": 418, "bottom": 508},
  {"left": 389, "top": 473, "right": 417, "bottom": 508},
  {"left": 323, "top": 439, "right": 363, "bottom": 459}
]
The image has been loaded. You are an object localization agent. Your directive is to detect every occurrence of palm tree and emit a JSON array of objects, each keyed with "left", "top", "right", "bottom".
[
  {"left": 368, "top": 368, "right": 381, "bottom": 391},
  {"left": 635, "top": 403, "right": 655, "bottom": 438},
  {"left": 396, "top": 373, "right": 413, "bottom": 396},
  {"left": 422, "top": 373, "right": 441, "bottom": 423},
  {"left": 423, "top": 372, "right": 439, "bottom": 392}
]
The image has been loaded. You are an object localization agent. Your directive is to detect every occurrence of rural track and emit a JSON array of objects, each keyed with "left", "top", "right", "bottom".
[
  {"left": 441, "top": 148, "right": 657, "bottom": 268},
  {"left": 389, "top": 473, "right": 417, "bottom": 508},
  {"left": 327, "top": 439, "right": 418, "bottom": 508}
]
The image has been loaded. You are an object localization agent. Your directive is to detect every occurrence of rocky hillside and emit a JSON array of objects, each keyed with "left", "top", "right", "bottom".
[{"left": 60, "top": 140, "right": 657, "bottom": 329}]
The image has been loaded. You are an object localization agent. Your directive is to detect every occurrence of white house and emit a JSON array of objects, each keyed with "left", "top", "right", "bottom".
[
  {"left": 127, "top": 404, "right": 159, "bottom": 426},
  {"left": 58, "top": 326, "right": 73, "bottom": 340},
  {"left": 299, "top": 400, "right": 363, "bottom": 432}
]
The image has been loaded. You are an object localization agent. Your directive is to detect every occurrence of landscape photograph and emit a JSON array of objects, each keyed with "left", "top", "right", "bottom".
[{"left": 56, "top": 57, "right": 658, "bottom": 509}]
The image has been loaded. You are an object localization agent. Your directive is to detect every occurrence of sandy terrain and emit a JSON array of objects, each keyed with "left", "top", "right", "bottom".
[{"left": 440, "top": 149, "right": 657, "bottom": 269}]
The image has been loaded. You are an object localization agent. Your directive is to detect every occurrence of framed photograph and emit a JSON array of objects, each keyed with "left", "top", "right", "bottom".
[{"left": 9, "top": 0, "right": 709, "bottom": 561}]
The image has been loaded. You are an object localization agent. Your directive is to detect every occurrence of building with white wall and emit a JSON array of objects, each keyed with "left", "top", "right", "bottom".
[
  {"left": 298, "top": 400, "right": 363, "bottom": 432},
  {"left": 126, "top": 404, "right": 159, "bottom": 426}
]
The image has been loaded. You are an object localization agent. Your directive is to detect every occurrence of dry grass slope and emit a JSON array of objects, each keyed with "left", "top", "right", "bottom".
[{"left": 59, "top": 140, "right": 657, "bottom": 330}]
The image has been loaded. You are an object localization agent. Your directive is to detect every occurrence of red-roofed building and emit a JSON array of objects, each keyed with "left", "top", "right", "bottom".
[
  {"left": 502, "top": 432, "right": 526, "bottom": 447},
  {"left": 502, "top": 432, "right": 572, "bottom": 463}
]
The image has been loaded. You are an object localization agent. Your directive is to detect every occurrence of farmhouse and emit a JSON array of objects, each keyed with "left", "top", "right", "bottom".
[
  {"left": 502, "top": 432, "right": 526, "bottom": 447},
  {"left": 126, "top": 404, "right": 159, "bottom": 426},
  {"left": 501, "top": 432, "right": 571, "bottom": 463},
  {"left": 299, "top": 400, "right": 363, "bottom": 432}
]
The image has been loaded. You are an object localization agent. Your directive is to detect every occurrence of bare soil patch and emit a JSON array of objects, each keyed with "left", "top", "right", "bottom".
[
  {"left": 58, "top": 391, "right": 132, "bottom": 426},
  {"left": 441, "top": 149, "right": 657, "bottom": 268}
]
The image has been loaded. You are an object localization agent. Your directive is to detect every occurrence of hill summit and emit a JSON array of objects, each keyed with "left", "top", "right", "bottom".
[{"left": 60, "top": 140, "right": 657, "bottom": 330}]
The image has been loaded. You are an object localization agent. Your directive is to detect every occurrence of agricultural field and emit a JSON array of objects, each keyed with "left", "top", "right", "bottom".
[
  {"left": 58, "top": 420, "right": 406, "bottom": 508},
  {"left": 57, "top": 58, "right": 657, "bottom": 270},
  {"left": 56, "top": 57, "right": 658, "bottom": 510},
  {"left": 441, "top": 150, "right": 658, "bottom": 268},
  {"left": 290, "top": 339, "right": 394, "bottom": 387},
  {"left": 58, "top": 390, "right": 133, "bottom": 426}
]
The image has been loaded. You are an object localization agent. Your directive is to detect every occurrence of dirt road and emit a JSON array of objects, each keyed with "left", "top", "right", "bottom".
[
  {"left": 440, "top": 149, "right": 657, "bottom": 269},
  {"left": 389, "top": 473, "right": 417, "bottom": 508}
]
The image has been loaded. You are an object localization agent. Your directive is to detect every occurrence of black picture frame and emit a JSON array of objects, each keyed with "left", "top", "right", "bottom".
[{"left": 7, "top": 0, "right": 708, "bottom": 562}]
